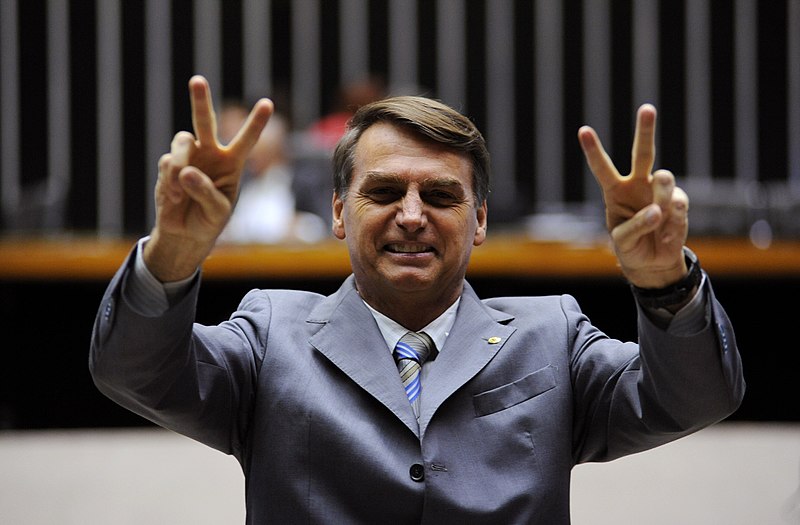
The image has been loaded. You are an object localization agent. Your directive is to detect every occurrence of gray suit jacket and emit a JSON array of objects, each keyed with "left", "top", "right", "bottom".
[{"left": 90, "top": 251, "right": 744, "bottom": 524}]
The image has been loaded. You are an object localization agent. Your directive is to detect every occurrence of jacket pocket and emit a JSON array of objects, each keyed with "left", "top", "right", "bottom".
[{"left": 473, "top": 365, "right": 557, "bottom": 417}]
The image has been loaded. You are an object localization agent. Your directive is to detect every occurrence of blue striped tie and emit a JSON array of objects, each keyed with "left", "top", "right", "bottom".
[{"left": 393, "top": 331, "right": 436, "bottom": 417}]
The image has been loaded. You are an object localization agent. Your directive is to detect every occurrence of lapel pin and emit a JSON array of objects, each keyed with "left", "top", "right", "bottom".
[{"left": 487, "top": 336, "right": 502, "bottom": 344}]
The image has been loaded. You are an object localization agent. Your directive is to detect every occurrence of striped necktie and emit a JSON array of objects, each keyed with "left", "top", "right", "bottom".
[{"left": 393, "top": 331, "right": 436, "bottom": 417}]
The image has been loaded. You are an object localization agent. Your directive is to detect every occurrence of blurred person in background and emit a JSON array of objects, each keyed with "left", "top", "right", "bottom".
[
  {"left": 292, "top": 76, "right": 388, "bottom": 225},
  {"left": 217, "top": 101, "right": 327, "bottom": 244},
  {"left": 306, "top": 75, "right": 387, "bottom": 150},
  {"left": 218, "top": 99, "right": 250, "bottom": 146}
]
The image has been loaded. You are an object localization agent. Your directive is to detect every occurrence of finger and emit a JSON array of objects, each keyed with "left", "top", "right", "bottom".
[
  {"left": 155, "top": 155, "right": 173, "bottom": 205},
  {"left": 578, "top": 125, "right": 621, "bottom": 189},
  {"left": 651, "top": 170, "right": 687, "bottom": 244},
  {"left": 631, "top": 104, "right": 656, "bottom": 180},
  {"left": 651, "top": 169, "right": 675, "bottom": 212},
  {"left": 611, "top": 203, "right": 662, "bottom": 252},
  {"left": 670, "top": 185, "right": 689, "bottom": 220},
  {"left": 178, "top": 167, "right": 232, "bottom": 224},
  {"left": 162, "top": 133, "right": 196, "bottom": 204},
  {"left": 228, "top": 98, "right": 275, "bottom": 158},
  {"left": 188, "top": 75, "right": 219, "bottom": 146},
  {"left": 157, "top": 153, "right": 184, "bottom": 204},
  {"left": 659, "top": 185, "right": 690, "bottom": 244},
  {"left": 170, "top": 131, "right": 196, "bottom": 166}
]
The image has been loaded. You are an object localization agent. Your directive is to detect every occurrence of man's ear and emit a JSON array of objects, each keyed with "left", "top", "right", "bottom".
[
  {"left": 473, "top": 201, "right": 488, "bottom": 246},
  {"left": 332, "top": 192, "right": 346, "bottom": 240}
]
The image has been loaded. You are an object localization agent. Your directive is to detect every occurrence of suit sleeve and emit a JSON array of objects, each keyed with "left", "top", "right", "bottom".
[
  {"left": 570, "top": 272, "right": 745, "bottom": 463},
  {"left": 88, "top": 247, "right": 267, "bottom": 459}
]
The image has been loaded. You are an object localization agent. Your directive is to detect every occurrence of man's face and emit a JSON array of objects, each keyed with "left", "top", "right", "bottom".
[{"left": 332, "top": 122, "right": 487, "bottom": 307}]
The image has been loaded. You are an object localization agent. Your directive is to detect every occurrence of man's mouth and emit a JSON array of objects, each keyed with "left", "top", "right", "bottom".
[{"left": 385, "top": 243, "right": 434, "bottom": 254}]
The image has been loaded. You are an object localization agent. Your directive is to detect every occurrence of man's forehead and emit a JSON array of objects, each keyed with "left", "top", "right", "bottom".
[
  {"left": 356, "top": 121, "right": 461, "bottom": 154},
  {"left": 354, "top": 125, "right": 469, "bottom": 165}
]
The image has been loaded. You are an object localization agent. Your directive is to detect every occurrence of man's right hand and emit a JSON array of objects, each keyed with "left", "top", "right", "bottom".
[
  {"left": 144, "top": 75, "right": 273, "bottom": 282},
  {"left": 578, "top": 104, "right": 689, "bottom": 290}
]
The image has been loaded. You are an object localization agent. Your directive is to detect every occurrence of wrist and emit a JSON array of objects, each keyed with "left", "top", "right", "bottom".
[
  {"left": 143, "top": 229, "right": 211, "bottom": 282},
  {"left": 630, "top": 247, "right": 702, "bottom": 310}
]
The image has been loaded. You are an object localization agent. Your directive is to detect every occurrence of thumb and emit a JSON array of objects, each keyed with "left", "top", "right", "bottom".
[
  {"left": 178, "top": 167, "right": 233, "bottom": 224},
  {"left": 612, "top": 203, "right": 661, "bottom": 252}
]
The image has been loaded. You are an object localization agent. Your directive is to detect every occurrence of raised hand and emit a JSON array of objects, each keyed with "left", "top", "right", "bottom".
[
  {"left": 578, "top": 104, "right": 689, "bottom": 288},
  {"left": 145, "top": 75, "right": 273, "bottom": 281}
]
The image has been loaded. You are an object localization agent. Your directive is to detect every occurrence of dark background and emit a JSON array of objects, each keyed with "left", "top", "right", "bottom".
[{"left": 0, "top": 272, "right": 793, "bottom": 430}]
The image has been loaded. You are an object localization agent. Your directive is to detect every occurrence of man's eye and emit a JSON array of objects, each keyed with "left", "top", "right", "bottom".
[
  {"left": 426, "top": 191, "right": 459, "bottom": 205},
  {"left": 431, "top": 191, "right": 454, "bottom": 199},
  {"left": 366, "top": 188, "right": 399, "bottom": 201}
]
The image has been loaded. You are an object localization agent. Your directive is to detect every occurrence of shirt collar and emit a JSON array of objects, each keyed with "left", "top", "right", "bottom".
[{"left": 363, "top": 298, "right": 460, "bottom": 355}]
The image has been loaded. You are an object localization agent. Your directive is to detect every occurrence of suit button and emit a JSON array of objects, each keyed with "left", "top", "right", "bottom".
[{"left": 409, "top": 463, "right": 425, "bottom": 482}]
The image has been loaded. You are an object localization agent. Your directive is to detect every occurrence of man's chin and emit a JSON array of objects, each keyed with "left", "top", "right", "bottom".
[{"left": 382, "top": 269, "right": 438, "bottom": 293}]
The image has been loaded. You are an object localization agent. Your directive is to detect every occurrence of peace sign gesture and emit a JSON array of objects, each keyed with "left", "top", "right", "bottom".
[
  {"left": 145, "top": 75, "right": 274, "bottom": 281},
  {"left": 578, "top": 104, "right": 690, "bottom": 289}
]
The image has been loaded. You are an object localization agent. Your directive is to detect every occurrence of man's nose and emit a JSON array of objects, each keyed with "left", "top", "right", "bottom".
[{"left": 396, "top": 192, "right": 427, "bottom": 231}]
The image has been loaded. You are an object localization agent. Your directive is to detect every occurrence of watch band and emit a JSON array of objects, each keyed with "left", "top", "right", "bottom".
[{"left": 630, "top": 247, "right": 702, "bottom": 309}]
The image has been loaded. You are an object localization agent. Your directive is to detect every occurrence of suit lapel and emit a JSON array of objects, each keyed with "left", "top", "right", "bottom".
[
  {"left": 418, "top": 283, "right": 516, "bottom": 437},
  {"left": 307, "top": 276, "right": 421, "bottom": 435},
  {"left": 307, "top": 277, "right": 517, "bottom": 438}
]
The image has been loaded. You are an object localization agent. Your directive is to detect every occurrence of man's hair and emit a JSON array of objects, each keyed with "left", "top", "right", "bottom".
[{"left": 332, "top": 96, "right": 491, "bottom": 204}]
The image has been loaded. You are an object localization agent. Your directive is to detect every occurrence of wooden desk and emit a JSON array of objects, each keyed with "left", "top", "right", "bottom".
[
  {"left": 0, "top": 234, "right": 796, "bottom": 427},
  {"left": 1, "top": 234, "right": 798, "bottom": 280}
]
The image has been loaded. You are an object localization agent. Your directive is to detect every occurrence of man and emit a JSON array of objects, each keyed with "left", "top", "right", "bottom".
[{"left": 90, "top": 75, "right": 744, "bottom": 523}]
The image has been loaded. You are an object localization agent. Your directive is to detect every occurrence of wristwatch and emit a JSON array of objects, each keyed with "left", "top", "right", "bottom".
[{"left": 630, "top": 247, "right": 702, "bottom": 309}]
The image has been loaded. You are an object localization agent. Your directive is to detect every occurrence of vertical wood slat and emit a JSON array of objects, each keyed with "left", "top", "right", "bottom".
[
  {"left": 534, "top": 0, "right": 563, "bottom": 209},
  {"left": 632, "top": 0, "right": 660, "bottom": 108},
  {"left": 194, "top": 0, "right": 222, "bottom": 93},
  {"left": 339, "top": 0, "right": 369, "bottom": 86},
  {"left": 436, "top": 0, "right": 467, "bottom": 112},
  {"left": 632, "top": 0, "right": 660, "bottom": 162},
  {"left": 486, "top": 0, "right": 516, "bottom": 213},
  {"left": 243, "top": 0, "right": 272, "bottom": 103},
  {"left": 96, "top": 0, "right": 123, "bottom": 234},
  {"left": 46, "top": 0, "right": 70, "bottom": 230},
  {"left": 1, "top": 0, "right": 21, "bottom": 219},
  {"left": 388, "top": 0, "right": 418, "bottom": 94},
  {"left": 734, "top": 0, "right": 759, "bottom": 185},
  {"left": 582, "top": 0, "right": 611, "bottom": 206},
  {"left": 789, "top": 0, "right": 800, "bottom": 194},
  {"left": 145, "top": 0, "right": 173, "bottom": 230},
  {"left": 292, "top": 0, "right": 321, "bottom": 128},
  {"left": 685, "top": 0, "right": 713, "bottom": 185}
]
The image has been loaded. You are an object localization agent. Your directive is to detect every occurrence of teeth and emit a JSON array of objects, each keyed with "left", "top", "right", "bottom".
[{"left": 389, "top": 244, "right": 429, "bottom": 253}]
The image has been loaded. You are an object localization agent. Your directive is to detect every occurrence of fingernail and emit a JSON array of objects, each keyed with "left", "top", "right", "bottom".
[
  {"left": 182, "top": 170, "right": 200, "bottom": 187},
  {"left": 645, "top": 207, "right": 659, "bottom": 224}
]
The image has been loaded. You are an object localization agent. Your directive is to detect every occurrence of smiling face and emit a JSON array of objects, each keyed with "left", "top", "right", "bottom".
[{"left": 332, "top": 122, "right": 487, "bottom": 322}]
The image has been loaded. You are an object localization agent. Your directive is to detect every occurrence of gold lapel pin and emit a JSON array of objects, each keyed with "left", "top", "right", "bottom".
[{"left": 487, "top": 336, "right": 502, "bottom": 344}]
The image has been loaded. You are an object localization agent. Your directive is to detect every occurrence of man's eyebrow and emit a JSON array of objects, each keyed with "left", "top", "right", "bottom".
[
  {"left": 420, "top": 177, "right": 464, "bottom": 189},
  {"left": 362, "top": 171, "right": 465, "bottom": 189},
  {"left": 362, "top": 172, "right": 405, "bottom": 184}
]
